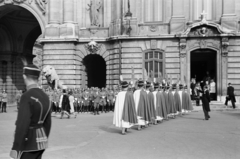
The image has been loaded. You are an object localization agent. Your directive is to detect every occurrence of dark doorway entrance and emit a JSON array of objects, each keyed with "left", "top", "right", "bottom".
[
  {"left": 83, "top": 54, "right": 106, "bottom": 88},
  {"left": 191, "top": 49, "right": 217, "bottom": 82},
  {"left": 191, "top": 49, "right": 217, "bottom": 100}
]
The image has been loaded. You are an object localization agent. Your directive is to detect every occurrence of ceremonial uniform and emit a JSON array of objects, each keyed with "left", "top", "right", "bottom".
[
  {"left": 10, "top": 65, "right": 51, "bottom": 159},
  {"left": 100, "top": 90, "right": 107, "bottom": 113},
  {"left": 153, "top": 83, "right": 164, "bottom": 122},
  {"left": 82, "top": 90, "right": 90, "bottom": 112},
  {"left": 59, "top": 91, "right": 71, "bottom": 118},
  {"left": 146, "top": 82, "right": 157, "bottom": 124},
  {"left": 133, "top": 80, "right": 152, "bottom": 130},
  {"left": 113, "top": 81, "right": 138, "bottom": 135},
  {"left": 93, "top": 89, "right": 101, "bottom": 115},
  {"left": 107, "top": 90, "right": 115, "bottom": 112}
]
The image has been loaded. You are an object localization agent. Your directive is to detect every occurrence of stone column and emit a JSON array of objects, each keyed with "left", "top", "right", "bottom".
[
  {"left": 221, "top": 37, "right": 229, "bottom": 96},
  {"left": 221, "top": 0, "right": 237, "bottom": 31},
  {"left": 48, "top": 0, "right": 61, "bottom": 24},
  {"left": 45, "top": 0, "right": 62, "bottom": 38},
  {"left": 60, "top": 0, "right": 78, "bottom": 38},
  {"left": 179, "top": 39, "right": 187, "bottom": 85},
  {"left": 170, "top": 0, "right": 186, "bottom": 34},
  {"left": 63, "top": 0, "right": 74, "bottom": 23}
]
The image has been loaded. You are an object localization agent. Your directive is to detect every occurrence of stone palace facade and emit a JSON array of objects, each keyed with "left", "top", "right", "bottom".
[{"left": 1, "top": 0, "right": 240, "bottom": 102}]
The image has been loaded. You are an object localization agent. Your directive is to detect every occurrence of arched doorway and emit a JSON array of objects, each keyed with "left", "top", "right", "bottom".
[
  {"left": 83, "top": 54, "right": 106, "bottom": 88},
  {"left": 0, "top": 5, "right": 42, "bottom": 102},
  {"left": 191, "top": 49, "right": 217, "bottom": 99}
]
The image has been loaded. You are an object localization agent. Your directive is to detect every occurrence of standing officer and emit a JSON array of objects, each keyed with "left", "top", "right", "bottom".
[
  {"left": 100, "top": 88, "right": 107, "bottom": 113},
  {"left": 107, "top": 88, "right": 115, "bottom": 112},
  {"left": 0, "top": 89, "right": 2, "bottom": 111},
  {"left": 1, "top": 90, "right": 8, "bottom": 113},
  {"left": 10, "top": 64, "right": 51, "bottom": 159},
  {"left": 93, "top": 88, "right": 101, "bottom": 115},
  {"left": 225, "top": 83, "right": 236, "bottom": 109}
]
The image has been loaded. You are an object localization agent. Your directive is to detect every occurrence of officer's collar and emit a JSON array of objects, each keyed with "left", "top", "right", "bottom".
[{"left": 27, "top": 84, "right": 39, "bottom": 90}]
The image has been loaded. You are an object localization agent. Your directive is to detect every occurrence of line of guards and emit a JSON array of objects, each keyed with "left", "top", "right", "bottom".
[{"left": 44, "top": 88, "right": 119, "bottom": 115}]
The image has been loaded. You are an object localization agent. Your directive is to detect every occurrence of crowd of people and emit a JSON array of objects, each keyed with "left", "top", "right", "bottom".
[
  {"left": 42, "top": 87, "right": 118, "bottom": 118},
  {"left": 113, "top": 79, "right": 194, "bottom": 135}
]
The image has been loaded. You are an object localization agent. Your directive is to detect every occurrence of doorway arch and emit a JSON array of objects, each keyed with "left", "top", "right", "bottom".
[
  {"left": 82, "top": 54, "right": 107, "bottom": 88},
  {"left": 0, "top": 5, "right": 42, "bottom": 102}
]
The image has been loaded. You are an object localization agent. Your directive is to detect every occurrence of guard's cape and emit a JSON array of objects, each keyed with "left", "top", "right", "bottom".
[
  {"left": 174, "top": 90, "right": 182, "bottom": 112},
  {"left": 182, "top": 90, "right": 193, "bottom": 111},
  {"left": 113, "top": 91, "right": 137, "bottom": 128},
  {"left": 163, "top": 92, "right": 170, "bottom": 115},
  {"left": 134, "top": 89, "right": 152, "bottom": 123},
  {"left": 147, "top": 91, "right": 157, "bottom": 120},
  {"left": 157, "top": 91, "right": 168, "bottom": 118},
  {"left": 168, "top": 91, "right": 177, "bottom": 114},
  {"left": 122, "top": 91, "right": 138, "bottom": 124}
]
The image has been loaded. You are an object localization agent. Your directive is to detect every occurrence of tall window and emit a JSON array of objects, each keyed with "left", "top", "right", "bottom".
[{"left": 144, "top": 51, "right": 164, "bottom": 78}]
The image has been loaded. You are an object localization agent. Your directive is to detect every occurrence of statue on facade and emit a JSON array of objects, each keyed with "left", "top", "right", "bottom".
[
  {"left": 86, "top": 0, "right": 102, "bottom": 27},
  {"left": 42, "top": 65, "right": 66, "bottom": 90}
]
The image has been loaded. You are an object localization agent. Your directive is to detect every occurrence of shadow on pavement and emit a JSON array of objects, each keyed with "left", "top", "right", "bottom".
[
  {"left": 220, "top": 111, "right": 240, "bottom": 119},
  {"left": 99, "top": 125, "right": 121, "bottom": 135}
]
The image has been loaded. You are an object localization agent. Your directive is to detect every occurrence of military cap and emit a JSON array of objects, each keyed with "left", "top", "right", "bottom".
[
  {"left": 146, "top": 81, "right": 151, "bottom": 88},
  {"left": 154, "top": 82, "right": 159, "bottom": 89},
  {"left": 137, "top": 79, "right": 144, "bottom": 87},
  {"left": 23, "top": 64, "right": 40, "bottom": 77},
  {"left": 121, "top": 81, "right": 129, "bottom": 88}
]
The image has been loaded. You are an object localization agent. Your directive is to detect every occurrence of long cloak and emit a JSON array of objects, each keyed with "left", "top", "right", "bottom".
[
  {"left": 168, "top": 91, "right": 176, "bottom": 114},
  {"left": 158, "top": 91, "right": 168, "bottom": 119},
  {"left": 182, "top": 90, "right": 193, "bottom": 111},
  {"left": 113, "top": 91, "right": 137, "bottom": 128},
  {"left": 163, "top": 91, "right": 170, "bottom": 115},
  {"left": 147, "top": 91, "right": 157, "bottom": 120},
  {"left": 174, "top": 91, "right": 182, "bottom": 112},
  {"left": 133, "top": 89, "right": 151, "bottom": 125},
  {"left": 153, "top": 91, "right": 163, "bottom": 120}
]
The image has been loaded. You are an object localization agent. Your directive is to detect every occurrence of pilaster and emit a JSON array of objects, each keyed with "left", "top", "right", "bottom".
[
  {"left": 179, "top": 38, "right": 187, "bottom": 85},
  {"left": 221, "top": 0, "right": 238, "bottom": 31},
  {"left": 221, "top": 37, "right": 229, "bottom": 95},
  {"left": 170, "top": 0, "right": 186, "bottom": 34},
  {"left": 45, "top": 0, "right": 62, "bottom": 38}
]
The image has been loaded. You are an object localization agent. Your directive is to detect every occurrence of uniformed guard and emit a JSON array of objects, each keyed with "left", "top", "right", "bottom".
[
  {"left": 82, "top": 89, "right": 90, "bottom": 113},
  {"left": 93, "top": 88, "right": 101, "bottom": 115},
  {"left": 107, "top": 88, "right": 115, "bottom": 112},
  {"left": 1, "top": 90, "right": 8, "bottom": 113},
  {"left": 100, "top": 88, "right": 107, "bottom": 113},
  {"left": 10, "top": 64, "right": 51, "bottom": 159}
]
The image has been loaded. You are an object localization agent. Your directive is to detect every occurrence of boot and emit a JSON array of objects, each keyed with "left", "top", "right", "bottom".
[
  {"left": 60, "top": 111, "right": 64, "bottom": 119},
  {"left": 94, "top": 108, "right": 96, "bottom": 115},
  {"left": 97, "top": 108, "right": 100, "bottom": 115}
]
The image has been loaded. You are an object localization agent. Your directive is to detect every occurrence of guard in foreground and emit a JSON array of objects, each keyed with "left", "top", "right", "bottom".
[{"left": 10, "top": 64, "right": 52, "bottom": 159}]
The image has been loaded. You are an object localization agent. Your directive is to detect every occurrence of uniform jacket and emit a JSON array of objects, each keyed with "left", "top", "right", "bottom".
[{"left": 10, "top": 84, "right": 51, "bottom": 159}]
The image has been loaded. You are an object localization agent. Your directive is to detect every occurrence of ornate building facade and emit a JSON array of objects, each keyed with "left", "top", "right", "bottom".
[{"left": 0, "top": 0, "right": 240, "bottom": 102}]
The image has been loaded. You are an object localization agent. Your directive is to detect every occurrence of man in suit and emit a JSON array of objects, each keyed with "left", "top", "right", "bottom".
[
  {"left": 10, "top": 64, "right": 52, "bottom": 159},
  {"left": 225, "top": 83, "right": 236, "bottom": 109}
]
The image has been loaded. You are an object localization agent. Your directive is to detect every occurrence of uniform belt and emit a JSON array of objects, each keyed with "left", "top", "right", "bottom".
[{"left": 29, "top": 124, "right": 43, "bottom": 129}]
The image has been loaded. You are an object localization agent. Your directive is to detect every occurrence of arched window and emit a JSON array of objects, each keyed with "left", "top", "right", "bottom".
[{"left": 144, "top": 50, "right": 164, "bottom": 78}]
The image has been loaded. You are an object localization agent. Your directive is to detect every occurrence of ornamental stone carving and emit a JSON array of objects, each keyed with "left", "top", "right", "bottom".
[
  {"left": 222, "top": 37, "right": 229, "bottom": 57},
  {"left": 85, "top": 40, "right": 102, "bottom": 54},
  {"left": 35, "top": 0, "right": 47, "bottom": 14},
  {"left": 199, "top": 39, "right": 207, "bottom": 48},
  {"left": 179, "top": 39, "right": 186, "bottom": 58}
]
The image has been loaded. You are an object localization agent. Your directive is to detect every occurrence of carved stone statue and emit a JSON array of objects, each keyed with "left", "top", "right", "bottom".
[
  {"left": 86, "top": 0, "right": 102, "bottom": 27},
  {"left": 42, "top": 65, "right": 66, "bottom": 90}
]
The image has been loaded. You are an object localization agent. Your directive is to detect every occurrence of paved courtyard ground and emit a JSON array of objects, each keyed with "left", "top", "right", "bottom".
[{"left": 0, "top": 105, "right": 240, "bottom": 159}]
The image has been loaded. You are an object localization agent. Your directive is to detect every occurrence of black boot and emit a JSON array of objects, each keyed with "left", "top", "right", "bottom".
[
  {"left": 97, "top": 108, "right": 100, "bottom": 115},
  {"left": 94, "top": 108, "right": 96, "bottom": 115}
]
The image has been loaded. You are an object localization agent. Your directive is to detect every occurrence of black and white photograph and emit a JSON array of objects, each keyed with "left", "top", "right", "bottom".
[{"left": 0, "top": 0, "right": 239, "bottom": 159}]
